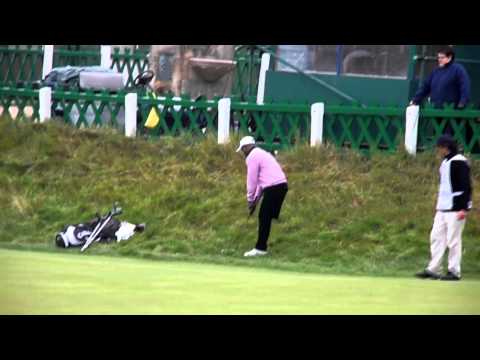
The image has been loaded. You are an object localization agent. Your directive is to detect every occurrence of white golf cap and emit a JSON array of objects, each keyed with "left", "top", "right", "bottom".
[{"left": 236, "top": 136, "right": 256, "bottom": 152}]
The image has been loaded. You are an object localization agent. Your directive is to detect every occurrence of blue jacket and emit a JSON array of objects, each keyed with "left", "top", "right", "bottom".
[{"left": 413, "top": 61, "right": 471, "bottom": 108}]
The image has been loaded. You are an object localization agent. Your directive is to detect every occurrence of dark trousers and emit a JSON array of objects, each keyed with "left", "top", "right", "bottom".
[{"left": 256, "top": 183, "right": 288, "bottom": 251}]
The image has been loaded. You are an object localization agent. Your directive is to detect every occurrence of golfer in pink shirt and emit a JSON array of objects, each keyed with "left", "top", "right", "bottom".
[{"left": 236, "top": 136, "right": 288, "bottom": 257}]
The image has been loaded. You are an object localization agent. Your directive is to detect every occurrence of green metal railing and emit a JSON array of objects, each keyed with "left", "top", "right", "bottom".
[
  {"left": 54, "top": 49, "right": 101, "bottom": 67},
  {"left": 418, "top": 104, "right": 480, "bottom": 154},
  {"left": 0, "top": 86, "right": 126, "bottom": 128},
  {"left": 0, "top": 86, "right": 40, "bottom": 122},
  {"left": 138, "top": 95, "right": 219, "bottom": 137},
  {"left": 2, "top": 45, "right": 258, "bottom": 99},
  {"left": 3, "top": 84, "right": 480, "bottom": 155},
  {"left": 232, "top": 46, "right": 263, "bottom": 101},
  {"left": 137, "top": 97, "right": 311, "bottom": 151},
  {"left": 324, "top": 105, "right": 405, "bottom": 152},
  {"left": 0, "top": 46, "right": 44, "bottom": 86},
  {"left": 111, "top": 48, "right": 149, "bottom": 88},
  {"left": 0, "top": 46, "right": 150, "bottom": 89},
  {"left": 231, "top": 101, "right": 310, "bottom": 151},
  {"left": 51, "top": 90, "right": 126, "bottom": 129}
]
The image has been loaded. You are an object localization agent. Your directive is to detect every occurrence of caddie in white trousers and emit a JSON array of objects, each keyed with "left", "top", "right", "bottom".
[{"left": 416, "top": 135, "right": 472, "bottom": 281}]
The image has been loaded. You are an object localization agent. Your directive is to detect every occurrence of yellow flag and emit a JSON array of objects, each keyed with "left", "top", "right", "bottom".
[
  {"left": 144, "top": 107, "right": 160, "bottom": 128},
  {"left": 144, "top": 91, "right": 160, "bottom": 129}
]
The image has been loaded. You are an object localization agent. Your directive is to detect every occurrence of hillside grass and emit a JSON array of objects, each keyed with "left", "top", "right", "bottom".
[{"left": 1, "top": 117, "right": 480, "bottom": 277}]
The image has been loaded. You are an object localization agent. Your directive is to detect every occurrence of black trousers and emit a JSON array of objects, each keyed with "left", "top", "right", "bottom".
[{"left": 256, "top": 182, "right": 288, "bottom": 251}]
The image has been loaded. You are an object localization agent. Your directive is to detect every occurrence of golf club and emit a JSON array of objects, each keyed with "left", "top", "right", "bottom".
[
  {"left": 81, "top": 203, "right": 123, "bottom": 252},
  {"left": 247, "top": 194, "right": 262, "bottom": 219}
]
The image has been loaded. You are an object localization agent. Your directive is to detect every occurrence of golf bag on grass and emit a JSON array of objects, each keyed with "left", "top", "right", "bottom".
[{"left": 55, "top": 203, "right": 145, "bottom": 252}]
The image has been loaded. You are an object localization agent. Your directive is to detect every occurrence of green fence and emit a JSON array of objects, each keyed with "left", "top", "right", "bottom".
[
  {"left": 418, "top": 105, "right": 480, "bottom": 154},
  {"left": 3, "top": 84, "right": 480, "bottom": 155},
  {"left": 138, "top": 95, "right": 219, "bottom": 137},
  {"left": 51, "top": 90, "right": 126, "bottom": 129},
  {"left": 0, "top": 46, "right": 103, "bottom": 86},
  {"left": 0, "top": 86, "right": 40, "bottom": 122},
  {"left": 1, "top": 45, "right": 261, "bottom": 99},
  {"left": 0, "top": 86, "right": 126, "bottom": 128},
  {"left": 136, "top": 97, "right": 310, "bottom": 151},
  {"left": 111, "top": 48, "right": 149, "bottom": 88},
  {"left": 324, "top": 105, "right": 405, "bottom": 152},
  {"left": 54, "top": 49, "right": 101, "bottom": 67},
  {"left": 0, "top": 46, "right": 149, "bottom": 88},
  {"left": 231, "top": 102, "right": 310, "bottom": 151},
  {"left": 232, "top": 46, "right": 270, "bottom": 101},
  {"left": 0, "top": 46, "right": 44, "bottom": 87}
]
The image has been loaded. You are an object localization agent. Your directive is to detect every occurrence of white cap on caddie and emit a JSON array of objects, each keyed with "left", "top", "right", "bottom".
[{"left": 236, "top": 136, "right": 256, "bottom": 152}]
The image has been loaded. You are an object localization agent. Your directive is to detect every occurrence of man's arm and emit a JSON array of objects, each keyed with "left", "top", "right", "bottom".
[
  {"left": 457, "top": 66, "right": 471, "bottom": 107},
  {"left": 246, "top": 155, "right": 260, "bottom": 204},
  {"left": 412, "top": 72, "right": 434, "bottom": 105}
]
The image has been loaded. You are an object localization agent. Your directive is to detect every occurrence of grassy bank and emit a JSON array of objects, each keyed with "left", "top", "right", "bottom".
[{"left": 1, "top": 117, "right": 480, "bottom": 276}]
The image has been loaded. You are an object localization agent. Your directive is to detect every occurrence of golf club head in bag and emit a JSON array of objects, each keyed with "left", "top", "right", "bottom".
[{"left": 111, "top": 202, "right": 123, "bottom": 217}]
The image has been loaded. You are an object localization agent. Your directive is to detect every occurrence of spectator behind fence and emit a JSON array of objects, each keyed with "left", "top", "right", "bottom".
[{"left": 410, "top": 46, "right": 471, "bottom": 109}]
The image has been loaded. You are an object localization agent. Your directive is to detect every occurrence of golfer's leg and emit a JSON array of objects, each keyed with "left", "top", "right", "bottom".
[
  {"left": 427, "top": 212, "right": 448, "bottom": 273},
  {"left": 272, "top": 184, "right": 288, "bottom": 220},
  {"left": 256, "top": 193, "right": 273, "bottom": 251},
  {"left": 445, "top": 212, "right": 465, "bottom": 277}
]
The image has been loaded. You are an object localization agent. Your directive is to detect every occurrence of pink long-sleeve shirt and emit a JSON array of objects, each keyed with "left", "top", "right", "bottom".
[{"left": 245, "top": 147, "right": 287, "bottom": 203}]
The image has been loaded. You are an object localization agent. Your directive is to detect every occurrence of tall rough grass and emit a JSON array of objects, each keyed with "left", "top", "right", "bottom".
[{"left": 1, "top": 117, "right": 480, "bottom": 276}]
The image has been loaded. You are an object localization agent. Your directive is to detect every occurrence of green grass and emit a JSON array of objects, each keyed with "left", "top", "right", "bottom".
[
  {"left": 1, "top": 117, "right": 480, "bottom": 277},
  {"left": 1, "top": 249, "right": 479, "bottom": 314}
]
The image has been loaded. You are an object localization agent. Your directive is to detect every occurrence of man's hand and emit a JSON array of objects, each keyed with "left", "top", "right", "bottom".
[
  {"left": 457, "top": 210, "right": 467, "bottom": 220},
  {"left": 248, "top": 201, "right": 257, "bottom": 216}
]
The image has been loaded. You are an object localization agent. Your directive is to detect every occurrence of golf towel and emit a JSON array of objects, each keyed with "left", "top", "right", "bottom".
[{"left": 115, "top": 222, "right": 137, "bottom": 242}]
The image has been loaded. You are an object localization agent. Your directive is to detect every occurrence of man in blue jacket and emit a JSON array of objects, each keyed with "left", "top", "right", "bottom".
[{"left": 411, "top": 47, "right": 471, "bottom": 109}]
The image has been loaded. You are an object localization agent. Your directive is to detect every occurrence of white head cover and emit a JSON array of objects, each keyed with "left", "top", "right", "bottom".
[{"left": 236, "top": 136, "right": 256, "bottom": 152}]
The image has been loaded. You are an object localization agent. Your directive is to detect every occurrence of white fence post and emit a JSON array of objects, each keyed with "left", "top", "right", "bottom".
[
  {"left": 310, "top": 102, "right": 324, "bottom": 147},
  {"left": 125, "top": 93, "right": 137, "bottom": 138},
  {"left": 405, "top": 105, "right": 420, "bottom": 155},
  {"left": 42, "top": 45, "right": 54, "bottom": 79},
  {"left": 100, "top": 45, "right": 112, "bottom": 69},
  {"left": 218, "top": 98, "right": 231, "bottom": 144},
  {"left": 256, "top": 53, "right": 271, "bottom": 105},
  {"left": 39, "top": 87, "right": 52, "bottom": 123}
]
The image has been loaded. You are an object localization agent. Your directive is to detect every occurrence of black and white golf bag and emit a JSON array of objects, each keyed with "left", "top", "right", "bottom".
[{"left": 55, "top": 216, "right": 121, "bottom": 248}]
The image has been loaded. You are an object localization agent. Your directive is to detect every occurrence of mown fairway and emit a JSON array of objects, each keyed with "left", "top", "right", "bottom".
[{"left": 1, "top": 249, "right": 479, "bottom": 315}]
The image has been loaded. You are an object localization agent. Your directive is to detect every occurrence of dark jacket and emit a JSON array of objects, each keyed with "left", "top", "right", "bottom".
[
  {"left": 413, "top": 61, "right": 471, "bottom": 108},
  {"left": 443, "top": 152, "right": 472, "bottom": 211}
]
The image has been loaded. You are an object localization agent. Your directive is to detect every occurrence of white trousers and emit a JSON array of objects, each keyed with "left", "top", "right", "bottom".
[{"left": 427, "top": 211, "right": 465, "bottom": 276}]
